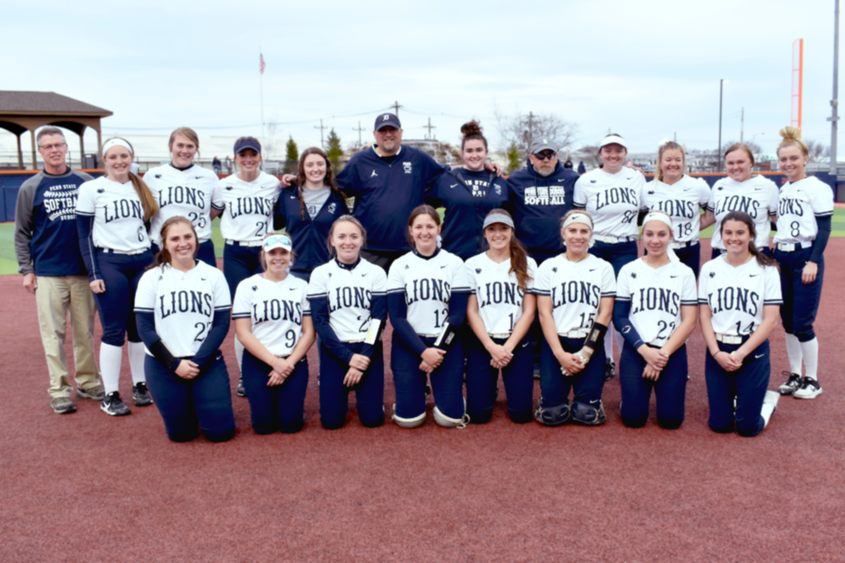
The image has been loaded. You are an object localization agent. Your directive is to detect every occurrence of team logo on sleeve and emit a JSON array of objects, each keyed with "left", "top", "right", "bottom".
[
  {"left": 631, "top": 272, "right": 637, "bottom": 278},
  {"left": 155, "top": 174, "right": 162, "bottom": 179},
  {"left": 97, "top": 188, "right": 105, "bottom": 193},
  {"left": 403, "top": 162, "right": 412, "bottom": 174},
  {"left": 328, "top": 202, "right": 337, "bottom": 214},
  {"left": 475, "top": 268, "right": 481, "bottom": 274},
  {"left": 709, "top": 272, "right": 716, "bottom": 278}
]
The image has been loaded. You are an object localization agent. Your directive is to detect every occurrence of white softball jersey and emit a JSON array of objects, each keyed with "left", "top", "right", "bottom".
[
  {"left": 773, "top": 176, "right": 835, "bottom": 245},
  {"left": 615, "top": 258, "right": 697, "bottom": 346},
  {"left": 707, "top": 175, "right": 778, "bottom": 250},
  {"left": 465, "top": 252, "right": 537, "bottom": 334},
  {"left": 386, "top": 249, "right": 471, "bottom": 336},
  {"left": 641, "top": 176, "right": 710, "bottom": 243},
  {"left": 307, "top": 258, "right": 387, "bottom": 342},
  {"left": 146, "top": 164, "right": 219, "bottom": 246},
  {"left": 698, "top": 256, "right": 782, "bottom": 336},
  {"left": 76, "top": 176, "right": 151, "bottom": 252},
  {"left": 135, "top": 261, "right": 231, "bottom": 358},
  {"left": 573, "top": 168, "right": 644, "bottom": 238},
  {"left": 534, "top": 254, "right": 616, "bottom": 334},
  {"left": 211, "top": 171, "right": 281, "bottom": 242},
  {"left": 232, "top": 273, "right": 311, "bottom": 357}
]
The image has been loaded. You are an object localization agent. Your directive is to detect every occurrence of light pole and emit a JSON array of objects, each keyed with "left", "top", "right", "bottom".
[
  {"left": 830, "top": 0, "right": 840, "bottom": 175},
  {"left": 718, "top": 79, "right": 728, "bottom": 172}
]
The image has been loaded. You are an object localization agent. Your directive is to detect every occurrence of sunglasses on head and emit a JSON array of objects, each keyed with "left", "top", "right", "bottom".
[{"left": 264, "top": 235, "right": 291, "bottom": 248}]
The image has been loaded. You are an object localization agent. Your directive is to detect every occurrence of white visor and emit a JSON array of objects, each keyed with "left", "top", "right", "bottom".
[{"left": 562, "top": 213, "right": 593, "bottom": 231}]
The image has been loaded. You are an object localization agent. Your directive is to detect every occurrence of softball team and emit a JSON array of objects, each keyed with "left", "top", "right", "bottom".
[
  {"left": 465, "top": 209, "right": 537, "bottom": 423},
  {"left": 574, "top": 133, "right": 644, "bottom": 380},
  {"left": 145, "top": 127, "right": 220, "bottom": 267},
  {"left": 640, "top": 142, "right": 711, "bottom": 277},
  {"left": 704, "top": 143, "right": 779, "bottom": 260},
  {"left": 135, "top": 217, "right": 235, "bottom": 442},
  {"left": 387, "top": 205, "right": 471, "bottom": 428},
  {"left": 308, "top": 216, "right": 387, "bottom": 429},
  {"left": 534, "top": 211, "right": 616, "bottom": 426},
  {"left": 699, "top": 211, "right": 782, "bottom": 437},
  {"left": 76, "top": 137, "right": 158, "bottom": 416},
  {"left": 233, "top": 233, "right": 315, "bottom": 434},
  {"left": 274, "top": 147, "right": 349, "bottom": 281},
  {"left": 773, "top": 127, "right": 834, "bottom": 400},
  {"left": 613, "top": 211, "right": 697, "bottom": 429}
]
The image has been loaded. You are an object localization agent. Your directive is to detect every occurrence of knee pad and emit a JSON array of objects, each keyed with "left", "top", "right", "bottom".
[
  {"left": 433, "top": 405, "right": 470, "bottom": 428},
  {"left": 392, "top": 404, "right": 426, "bottom": 428},
  {"left": 571, "top": 400, "right": 607, "bottom": 426},
  {"left": 534, "top": 396, "right": 571, "bottom": 426}
]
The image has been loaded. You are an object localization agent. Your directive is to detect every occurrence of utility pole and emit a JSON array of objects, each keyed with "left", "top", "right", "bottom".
[
  {"left": 392, "top": 100, "right": 402, "bottom": 117},
  {"left": 718, "top": 79, "right": 727, "bottom": 172},
  {"left": 424, "top": 117, "right": 436, "bottom": 140},
  {"left": 352, "top": 121, "right": 365, "bottom": 147},
  {"left": 315, "top": 119, "right": 327, "bottom": 149},
  {"left": 674, "top": 132, "right": 677, "bottom": 143},
  {"left": 830, "top": 0, "right": 840, "bottom": 175},
  {"left": 740, "top": 107, "right": 744, "bottom": 144}
]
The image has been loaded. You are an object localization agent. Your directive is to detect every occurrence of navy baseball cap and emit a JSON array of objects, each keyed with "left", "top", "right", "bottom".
[
  {"left": 234, "top": 138, "right": 261, "bottom": 154},
  {"left": 375, "top": 113, "right": 401, "bottom": 131}
]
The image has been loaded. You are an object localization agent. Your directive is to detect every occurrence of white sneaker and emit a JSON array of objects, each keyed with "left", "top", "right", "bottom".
[{"left": 793, "top": 377, "right": 822, "bottom": 400}]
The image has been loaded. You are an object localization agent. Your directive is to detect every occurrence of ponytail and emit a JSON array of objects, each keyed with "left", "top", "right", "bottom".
[{"left": 129, "top": 172, "right": 158, "bottom": 222}]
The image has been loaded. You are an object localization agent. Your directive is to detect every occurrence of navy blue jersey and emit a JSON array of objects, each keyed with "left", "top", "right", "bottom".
[
  {"left": 426, "top": 168, "right": 509, "bottom": 260},
  {"left": 14, "top": 169, "right": 93, "bottom": 276},
  {"left": 507, "top": 161, "right": 578, "bottom": 261},
  {"left": 335, "top": 145, "right": 448, "bottom": 252},
  {"left": 275, "top": 185, "right": 349, "bottom": 276}
]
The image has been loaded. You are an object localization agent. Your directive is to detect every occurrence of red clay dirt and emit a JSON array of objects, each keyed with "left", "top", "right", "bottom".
[{"left": 2, "top": 241, "right": 844, "bottom": 562}]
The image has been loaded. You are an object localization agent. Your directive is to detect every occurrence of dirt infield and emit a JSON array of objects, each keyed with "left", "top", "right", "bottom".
[{"left": 2, "top": 240, "right": 844, "bottom": 562}]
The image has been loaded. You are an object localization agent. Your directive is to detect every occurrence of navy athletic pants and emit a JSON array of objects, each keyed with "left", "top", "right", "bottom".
[
  {"left": 145, "top": 352, "right": 235, "bottom": 442},
  {"left": 705, "top": 339, "right": 770, "bottom": 438},
  {"left": 619, "top": 342, "right": 688, "bottom": 429},
  {"left": 540, "top": 335, "right": 606, "bottom": 408},
  {"left": 589, "top": 239, "right": 638, "bottom": 276},
  {"left": 391, "top": 333, "right": 465, "bottom": 421},
  {"left": 242, "top": 350, "right": 309, "bottom": 434},
  {"left": 465, "top": 333, "right": 534, "bottom": 424},
  {"left": 223, "top": 243, "right": 263, "bottom": 299},
  {"left": 93, "top": 249, "right": 153, "bottom": 346},
  {"left": 319, "top": 341, "right": 385, "bottom": 429},
  {"left": 775, "top": 247, "right": 823, "bottom": 342}
]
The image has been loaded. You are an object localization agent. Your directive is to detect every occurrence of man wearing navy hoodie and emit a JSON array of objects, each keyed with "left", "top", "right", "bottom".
[{"left": 508, "top": 139, "right": 579, "bottom": 264}]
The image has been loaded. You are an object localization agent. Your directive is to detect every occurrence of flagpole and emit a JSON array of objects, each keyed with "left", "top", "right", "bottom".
[{"left": 259, "top": 48, "right": 265, "bottom": 142}]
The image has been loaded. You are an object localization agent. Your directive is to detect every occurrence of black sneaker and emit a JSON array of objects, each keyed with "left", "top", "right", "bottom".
[
  {"left": 793, "top": 377, "right": 822, "bottom": 400},
  {"left": 101, "top": 392, "right": 131, "bottom": 416},
  {"left": 132, "top": 382, "right": 154, "bottom": 406},
  {"left": 237, "top": 376, "right": 247, "bottom": 398},
  {"left": 778, "top": 371, "right": 802, "bottom": 396},
  {"left": 76, "top": 384, "right": 105, "bottom": 401},
  {"left": 604, "top": 360, "right": 616, "bottom": 382}
]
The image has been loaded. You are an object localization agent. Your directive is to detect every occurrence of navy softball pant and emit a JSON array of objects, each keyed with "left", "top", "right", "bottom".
[
  {"left": 674, "top": 243, "right": 701, "bottom": 278},
  {"left": 151, "top": 239, "right": 217, "bottom": 269},
  {"left": 465, "top": 333, "right": 534, "bottom": 424},
  {"left": 540, "top": 335, "right": 606, "bottom": 408},
  {"left": 223, "top": 243, "right": 263, "bottom": 299},
  {"left": 619, "top": 342, "right": 688, "bottom": 429},
  {"left": 775, "top": 247, "right": 823, "bottom": 342},
  {"left": 242, "top": 350, "right": 309, "bottom": 434},
  {"left": 705, "top": 339, "right": 770, "bottom": 438},
  {"left": 93, "top": 249, "right": 153, "bottom": 346},
  {"left": 589, "top": 240, "right": 638, "bottom": 276},
  {"left": 320, "top": 341, "right": 385, "bottom": 429},
  {"left": 144, "top": 352, "right": 235, "bottom": 442},
  {"left": 391, "top": 333, "right": 465, "bottom": 421}
]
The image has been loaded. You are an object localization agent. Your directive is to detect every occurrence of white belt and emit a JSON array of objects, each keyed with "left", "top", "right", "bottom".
[
  {"left": 670, "top": 240, "right": 699, "bottom": 249},
  {"left": 343, "top": 339, "right": 365, "bottom": 344},
  {"left": 226, "top": 239, "right": 264, "bottom": 247},
  {"left": 777, "top": 242, "right": 812, "bottom": 252},
  {"left": 488, "top": 333, "right": 511, "bottom": 339},
  {"left": 418, "top": 333, "right": 440, "bottom": 339},
  {"left": 715, "top": 333, "right": 743, "bottom": 345},
  {"left": 99, "top": 247, "right": 148, "bottom": 255},
  {"left": 593, "top": 234, "right": 637, "bottom": 244},
  {"left": 559, "top": 329, "right": 589, "bottom": 339}
]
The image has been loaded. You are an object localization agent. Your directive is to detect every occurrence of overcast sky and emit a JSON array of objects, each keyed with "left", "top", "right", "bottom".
[{"left": 2, "top": 0, "right": 841, "bottom": 159}]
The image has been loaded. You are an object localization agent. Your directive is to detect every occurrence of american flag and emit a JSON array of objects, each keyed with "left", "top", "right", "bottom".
[{"left": 260, "top": 53, "right": 266, "bottom": 75}]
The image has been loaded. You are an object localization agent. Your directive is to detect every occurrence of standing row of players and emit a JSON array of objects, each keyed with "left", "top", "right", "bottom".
[{"left": 14, "top": 114, "right": 831, "bottom": 436}]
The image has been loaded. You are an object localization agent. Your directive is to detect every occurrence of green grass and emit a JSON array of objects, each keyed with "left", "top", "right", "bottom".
[{"left": 3, "top": 207, "right": 844, "bottom": 275}]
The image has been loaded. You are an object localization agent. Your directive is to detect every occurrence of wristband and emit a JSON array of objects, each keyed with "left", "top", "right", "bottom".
[{"left": 434, "top": 321, "right": 458, "bottom": 351}]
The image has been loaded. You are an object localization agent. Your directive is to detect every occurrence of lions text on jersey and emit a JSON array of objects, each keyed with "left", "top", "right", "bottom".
[
  {"left": 708, "top": 175, "right": 778, "bottom": 250},
  {"left": 212, "top": 171, "right": 281, "bottom": 242},
  {"left": 146, "top": 164, "right": 219, "bottom": 246},
  {"left": 573, "top": 168, "right": 644, "bottom": 238},
  {"left": 534, "top": 254, "right": 616, "bottom": 333},
  {"left": 773, "top": 176, "right": 835, "bottom": 245},
  {"left": 76, "top": 176, "right": 150, "bottom": 252},
  {"left": 465, "top": 253, "right": 537, "bottom": 334},
  {"left": 641, "top": 176, "right": 710, "bottom": 243},
  {"left": 232, "top": 273, "right": 311, "bottom": 356}
]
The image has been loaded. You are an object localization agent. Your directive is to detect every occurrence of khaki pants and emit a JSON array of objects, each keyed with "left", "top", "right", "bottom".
[{"left": 35, "top": 275, "right": 99, "bottom": 398}]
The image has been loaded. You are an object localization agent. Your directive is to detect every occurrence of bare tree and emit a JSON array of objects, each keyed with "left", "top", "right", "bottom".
[
  {"left": 805, "top": 139, "right": 829, "bottom": 162},
  {"left": 493, "top": 103, "right": 578, "bottom": 161}
]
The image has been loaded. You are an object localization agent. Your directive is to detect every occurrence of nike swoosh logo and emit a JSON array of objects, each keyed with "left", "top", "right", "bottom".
[
  {"left": 589, "top": 269, "right": 596, "bottom": 272},
  {"left": 361, "top": 273, "right": 368, "bottom": 277},
  {"left": 522, "top": 341, "right": 530, "bottom": 348},
  {"left": 440, "top": 265, "right": 447, "bottom": 268},
  {"left": 670, "top": 275, "right": 678, "bottom": 278},
  {"left": 450, "top": 184, "right": 458, "bottom": 188},
  {"left": 754, "top": 354, "right": 764, "bottom": 359},
  {"left": 557, "top": 179, "right": 565, "bottom": 183},
  {"left": 195, "top": 176, "right": 203, "bottom": 179},
  {"left": 750, "top": 274, "right": 758, "bottom": 278},
  {"left": 289, "top": 196, "right": 296, "bottom": 199}
]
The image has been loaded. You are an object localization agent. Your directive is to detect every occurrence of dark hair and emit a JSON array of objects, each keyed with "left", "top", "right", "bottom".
[
  {"left": 294, "top": 147, "right": 346, "bottom": 219},
  {"left": 482, "top": 209, "right": 531, "bottom": 291},
  {"left": 719, "top": 211, "right": 777, "bottom": 269},
  {"left": 460, "top": 120, "right": 488, "bottom": 152},
  {"left": 149, "top": 216, "right": 198, "bottom": 269},
  {"left": 724, "top": 143, "right": 755, "bottom": 165},
  {"left": 406, "top": 205, "right": 440, "bottom": 246},
  {"left": 36, "top": 126, "right": 66, "bottom": 144},
  {"left": 326, "top": 215, "right": 367, "bottom": 257},
  {"left": 655, "top": 141, "right": 686, "bottom": 182}
]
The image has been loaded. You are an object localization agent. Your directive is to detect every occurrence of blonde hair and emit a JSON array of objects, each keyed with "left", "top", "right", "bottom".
[
  {"left": 777, "top": 125, "right": 809, "bottom": 156},
  {"left": 655, "top": 141, "right": 686, "bottom": 182},
  {"left": 101, "top": 137, "right": 158, "bottom": 222},
  {"left": 168, "top": 127, "right": 200, "bottom": 159}
]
